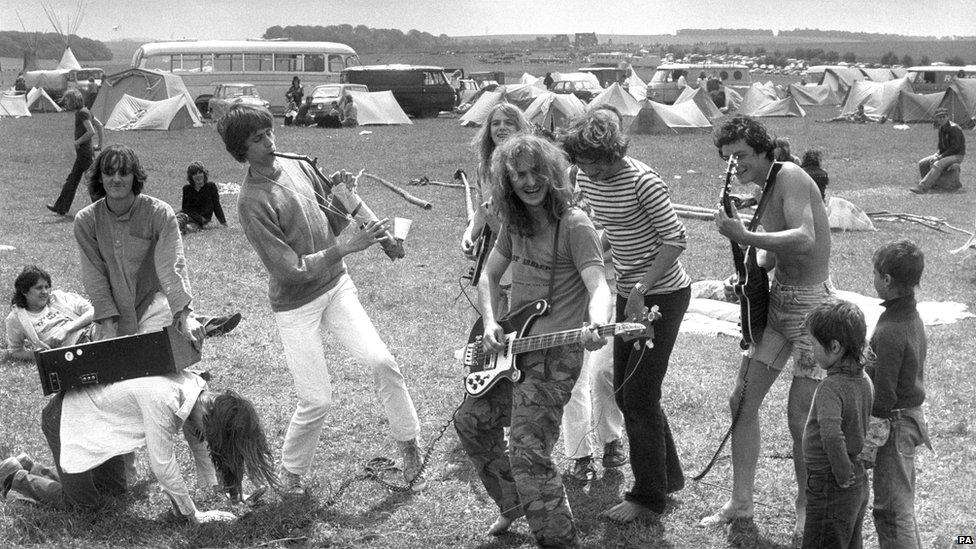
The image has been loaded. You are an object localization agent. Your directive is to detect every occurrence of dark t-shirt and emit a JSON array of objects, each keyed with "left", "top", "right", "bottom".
[
  {"left": 74, "top": 108, "right": 93, "bottom": 146},
  {"left": 181, "top": 182, "right": 226, "bottom": 225}
]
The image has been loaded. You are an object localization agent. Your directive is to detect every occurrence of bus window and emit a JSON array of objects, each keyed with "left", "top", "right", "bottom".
[
  {"left": 304, "top": 54, "right": 325, "bottom": 72},
  {"left": 244, "top": 53, "right": 273, "bottom": 71},
  {"left": 719, "top": 70, "right": 729, "bottom": 80},
  {"left": 274, "top": 54, "right": 300, "bottom": 72},
  {"left": 142, "top": 54, "right": 173, "bottom": 72},
  {"left": 923, "top": 72, "right": 936, "bottom": 84},
  {"left": 344, "top": 55, "right": 362, "bottom": 68},
  {"left": 179, "top": 54, "right": 207, "bottom": 72},
  {"left": 733, "top": 70, "right": 742, "bottom": 80},
  {"left": 424, "top": 71, "right": 446, "bottom": 85},
  {"left": 214, "top": 53, "right": 240, "bottom": 72},
  {"left": 328, "top": 55, "right": 344, "bottom": 73}
]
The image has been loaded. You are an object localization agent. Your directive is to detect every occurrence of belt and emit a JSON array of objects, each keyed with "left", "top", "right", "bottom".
[{"left": 888, "top": 407, "right": 920, "bottom": 420}]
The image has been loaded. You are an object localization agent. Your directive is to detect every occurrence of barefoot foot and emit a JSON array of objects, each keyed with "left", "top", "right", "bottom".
[
  {"left": 699, "top": 500, "right": 754, "bottom": 527},
  {"left": 600, "top": 500, "right": 660, "bottom": 523},
  {"left": 487, "top": 515, "right": 514, "bottom": 536}
]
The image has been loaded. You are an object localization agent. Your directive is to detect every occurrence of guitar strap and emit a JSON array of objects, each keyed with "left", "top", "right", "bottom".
[
  {"left": 546, "top": 219, "right": 562, "bottom": 306},
  {"left": 748, "top": 162, "right": 783, "bottom": 231}
]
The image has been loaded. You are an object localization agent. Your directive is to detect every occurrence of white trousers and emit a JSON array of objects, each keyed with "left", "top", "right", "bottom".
[
  {"left": 560, "top": 337, "right": 624, "bottom": 459},
  {"left": 275, "top": 275, "right": 420, "bottom": 475}
]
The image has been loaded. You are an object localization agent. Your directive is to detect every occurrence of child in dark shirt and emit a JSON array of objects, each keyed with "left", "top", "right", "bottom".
[
  {"left": 178, "top": 162, "right": 227, "bottom": 234},
  {"left": 865, "top": 239, "right": 932, "bottom": 549},
  {"left": 801, "top": 300, "right": 874, "bottom": 549}
]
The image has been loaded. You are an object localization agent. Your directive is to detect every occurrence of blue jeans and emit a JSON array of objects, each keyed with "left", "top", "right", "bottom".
[
  {"left": 873, "top": 415, "right": 925, "bottom": 549},
  {"left": 613, "top": 285, "right": 690, "bottom": 513},
  {"left": 802, "top": 466, "right": 868, "bottom": 549}
]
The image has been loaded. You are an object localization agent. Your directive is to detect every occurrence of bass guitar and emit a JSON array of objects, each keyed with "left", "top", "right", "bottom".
[
  {"left": 459, "top": 299, "right": 648, "bottom": 397},
  {"left": 456, "top": 169, "right": 495, "bottom": 286}
]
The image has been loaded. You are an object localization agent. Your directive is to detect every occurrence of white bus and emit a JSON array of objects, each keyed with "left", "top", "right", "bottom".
[{"left": 131, "top": 40, "right": 362, "bottom": 115}]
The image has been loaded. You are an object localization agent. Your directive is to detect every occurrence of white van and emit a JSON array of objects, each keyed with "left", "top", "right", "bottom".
[{"left": 646, "top": 63, "right": 751, "bottom": 104}]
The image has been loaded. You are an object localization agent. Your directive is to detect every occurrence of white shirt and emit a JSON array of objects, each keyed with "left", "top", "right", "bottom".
[{"left": 60, "top": 371, "right": 216, "bottom": 515}]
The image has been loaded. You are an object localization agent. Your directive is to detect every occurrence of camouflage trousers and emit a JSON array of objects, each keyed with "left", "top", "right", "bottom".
[{"left": 455, "top": 344, "right": 583, "bottom": 548}]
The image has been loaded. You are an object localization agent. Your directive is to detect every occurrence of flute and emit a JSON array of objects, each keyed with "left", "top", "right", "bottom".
[{"left": 274, "top": 152, "right": 405, "bottom": 260}]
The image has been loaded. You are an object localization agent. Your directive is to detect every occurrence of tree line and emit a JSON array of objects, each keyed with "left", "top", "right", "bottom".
[
  {"left": 0, "top": 31, "right": 112, "bottom": 61},
  {"left": 263, "top": 24, "right": 453, "bottom": 53}
]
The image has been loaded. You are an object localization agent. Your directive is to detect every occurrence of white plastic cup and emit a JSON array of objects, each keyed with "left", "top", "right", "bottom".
[{"left": 393, "top": 217, "right": 412, "bottom": 241}]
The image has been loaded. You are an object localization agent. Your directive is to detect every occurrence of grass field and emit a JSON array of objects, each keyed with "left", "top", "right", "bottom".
[{"left": 0, "top": 106, "right": 974, "bottom": 548}]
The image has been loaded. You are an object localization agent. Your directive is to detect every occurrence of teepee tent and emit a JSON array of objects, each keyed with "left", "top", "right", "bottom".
[
  {"left": 26, "top": 87, "right": 63, "bottom": 112},
  {"left": 675, "top": 85, "right": 723, "bottom": 119},
  {"left": 737, "top": 86, "right": 806, "bottom": 117},
  {"left": 589, "top": 83, "right": 642, "bottom": 116},
  {"left": 57, "top": 47, "right": 82, "bottom": 71},
  {"left": 891, "top": 90, "right": 944, "bottom": 123},
  {"left": 839, "top": 76, "right": 913, "bottom": 121},
  {"left": 106, "top": 93, "right": 202, "bottom": 130},
  {"left": 346, "top": 90, "right": 412, "bottom": 125},
  {"left": 628, "top": 99, "right": 711, "bottom": 134},
  {"left": 0, "top": 93, "right": 32, "bottom": 117},
  {"left": 459, "top": 90, "right": 504, "bottom": 127},
  {"left": 524, "top": 92, "right": 586, "bottom": 132},
  {"left": 91, "top": 68, "right": 199, "bottom": 122},
  {"left": 787, "top": 83, "right": 842, "bottom": 106}
]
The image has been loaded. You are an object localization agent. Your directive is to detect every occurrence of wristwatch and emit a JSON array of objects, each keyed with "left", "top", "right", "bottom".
[{"left": 634, "top": 282, "right": 648, "bottom": 296}]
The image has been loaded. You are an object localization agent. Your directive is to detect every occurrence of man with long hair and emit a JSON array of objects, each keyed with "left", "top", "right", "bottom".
[
  {"left": 454, "top": 134, "right": 611, "bottom": 546},
  {"left": 703, "top": 116, "right": 832, "bottom": 540},
  {"left": 1, "top": 372, "right": 276, "bottom": 523}
]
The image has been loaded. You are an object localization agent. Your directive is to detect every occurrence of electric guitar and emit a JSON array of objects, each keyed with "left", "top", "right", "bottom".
[
  {"left": 456, "top": 168, "right": 496, "bottom": 286},
  {"left": 459, "top": 299, "right": 649, "bottom": 398},
  {"left": 720, "top": 157, "right": 777, "bottom": 349}
]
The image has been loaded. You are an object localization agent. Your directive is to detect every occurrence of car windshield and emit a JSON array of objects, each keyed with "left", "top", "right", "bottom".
[
  {"left": 312, "top": 85, "right": 343, "bottom": 100},
  {"left": 225, "top": 86, "right": 256, "bottom": 97}
]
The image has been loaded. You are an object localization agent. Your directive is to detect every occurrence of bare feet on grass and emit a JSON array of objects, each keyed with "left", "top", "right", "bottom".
[
  {"left": 600, "top": 500, "right": 659, "bottom": 523},
  {"left": 699, "top": 499, "right": 754, "bottom": 527},
  {"left": 486, "top": 515, "right": 514, "bottom": 536}
]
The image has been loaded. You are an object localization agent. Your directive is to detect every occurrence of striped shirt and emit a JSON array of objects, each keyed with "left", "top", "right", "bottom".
[{"left": 576, "top": 156, "right": 691, "bottom": 295}]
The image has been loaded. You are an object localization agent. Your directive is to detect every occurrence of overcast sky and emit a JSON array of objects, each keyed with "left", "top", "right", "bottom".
[{"left": 7, "top": 0, "right": 975, "bottom": 41}]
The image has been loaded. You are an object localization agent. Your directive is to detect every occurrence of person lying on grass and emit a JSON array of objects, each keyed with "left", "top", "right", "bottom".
[{"left": 0, "top": 371, "right": 277, "bottom": 523}]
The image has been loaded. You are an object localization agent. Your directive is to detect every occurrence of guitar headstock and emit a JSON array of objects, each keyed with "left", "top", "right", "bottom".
[{"left": 720, "top": 155, "right": 738, "bottom": 218}]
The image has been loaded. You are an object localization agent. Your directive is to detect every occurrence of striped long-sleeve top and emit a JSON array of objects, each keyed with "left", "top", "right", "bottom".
[{"left": 576, "top": 156, "right": 691, "bottom": 295}]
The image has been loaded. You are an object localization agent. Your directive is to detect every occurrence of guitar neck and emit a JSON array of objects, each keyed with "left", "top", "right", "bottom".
[{"left": 511, "top": 324, "right": 619, "bottom": 355}]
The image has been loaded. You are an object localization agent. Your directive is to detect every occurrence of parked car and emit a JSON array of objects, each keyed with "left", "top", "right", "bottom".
[
  {"left": 341, "top": 65, "right": 455, "bottom": 118},
  {"left": 551, "top": 79, "right": 602, "bottom": 103},
  {"left": 205, "top": 83, "right": 269, "bottom": 119},
  {"left": 306, "top": 83, "right": 369, "bottom": 120}
]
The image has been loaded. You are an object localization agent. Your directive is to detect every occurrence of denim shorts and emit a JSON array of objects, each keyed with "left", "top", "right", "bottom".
[{"left": 747, "top": 279, "right": 834, "bottom": 380}]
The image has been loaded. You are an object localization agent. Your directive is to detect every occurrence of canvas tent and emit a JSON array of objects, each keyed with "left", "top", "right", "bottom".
[
  {"left": 105, "top": 93, "right": 202, "bottom": 130},
  {"left": 859, "top": 68, "right": 897, "bottom": 82},
  {"left": 722, "top": 86, "right": 744, "bottom": 112},
  {"left": 891, "top": 90, "right": 944, "bottom": 123},
  {"left": 459, "top": 90, "right": 504, "bottom": 126},
  {"left": 524, "top": 92, "right": 586, "bottom": 132},
  {"left": 519, "top": 73, "right": 547, "bottom": 89},
  {"left": 737, "top": 86, "right": 806, "bottom": 117},
  {"left": 499, "top": 84, "right": 547, "bottom": 110},
  {"left": 91, "top": 68, "right": 200, "bottom": 123},
  {"left": 23, "top": 47, "right": 84, "bottom": 93},
  {"left": 839, "top": 77, "right": 913, "bottom": 121},
  {"left": 675, "top": 85, "right": 723, "bottom": 119},
  {"left": 787, "top": 83, "right": 842, "bottom": 106},
  {"left": 628, "top": 100, "right": 711, "bottom": 134},
  {"left": 939, "top": 78, "right": 976, "bottom": 128},
  {"left": 0, "top": 93, "right": 31, "bottom": 117},
  {"left": 588, "top": 82, "right": 643, "bottom": 126},
  {"left": 821, "top": 67, "right": 866, "bottom": 95},
  {"left": 346, "top": 90, "right": 412, "bottom": 125},
  {"left": 57, "top": 47, "right": 82, "bottom": 71},
  {"left": 625, "top": 71, "right": 647, "bottom": 101},
  {"left": 26, "top": 87, "right": 63, "bottom": 112}
]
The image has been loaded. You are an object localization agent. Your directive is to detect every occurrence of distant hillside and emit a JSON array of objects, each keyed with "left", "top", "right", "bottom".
[{"left": 0, "top": 31, "right": 111, "bottom": 61}]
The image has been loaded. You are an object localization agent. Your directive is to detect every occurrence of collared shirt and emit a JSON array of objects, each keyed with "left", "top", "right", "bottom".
[
  {"left": 938, "top": 121, "right": 966, "bottom": 157},
  {"left": 74, "top": 194, "right": 193, "bottom": 335},
  {"left": 60, "top": 372, "right": 216, "bottom": 516}
]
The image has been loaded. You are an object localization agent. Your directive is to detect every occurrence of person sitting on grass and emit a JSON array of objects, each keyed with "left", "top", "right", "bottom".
[
  {"left": 865, "top": 239, "right": 933, "bottom": 548},
  {"left": 339, "top": 91, "right": 358, "bottom": 127},
  {"left": 215, "top": 103, "right": 427, "bottom": 494},
  {"left": 800, "top": 300, "right": 873, "bottom": 548},
  {"left": 2, "top": 264, "right": 243, "bottom": 364},
  {"left": 0, "top": 371, "right": 277, "bottom": 522},
  {"left": 177, "top": 161, "right": 227, "bottom": 234}
]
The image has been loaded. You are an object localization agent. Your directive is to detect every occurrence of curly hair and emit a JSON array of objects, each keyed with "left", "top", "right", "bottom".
[
  {"left": 216, "top": 104, "right": 274, "bottom": 163},
  {"left": 62, "top": 88, "right": 85, "bottom": 110},
  {"left": 713, "top": 116, "right": 775, "bottom": 161},
  {"left": 473, "top": 103, "right": 531, "bottom": 175},
  {"left": 11, "top": 265, "right": 51, "bottom": 309},
  {"left": 873, "top": 239, "right": 924, "bottom": 292},
  {"left": 805, "top": 300, "right": 868, "bottom": 366},
  {"left": 186, "top": 161, "right": 209, "bottom": 186},
  {"left": 203, "top": 389, "right": 279, "bottom": 499},
  {"left": 491, "top": 134, "right": 572, "bottom": 238},
  {"left": 558, "top": 108, "right": 628, "bottom": 165},
  {"left": 87, "top": 145, "right": 147, "bottom": 200}
]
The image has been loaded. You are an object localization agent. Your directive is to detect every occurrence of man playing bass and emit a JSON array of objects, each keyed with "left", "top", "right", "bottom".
[{"left": 703, "top": 116, "right": 833, "bottom": 540}]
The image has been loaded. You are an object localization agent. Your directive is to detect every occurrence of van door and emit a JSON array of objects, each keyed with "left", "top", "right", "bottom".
[{"left": 421, "top": 70, "right": 454, "bottom": 117}]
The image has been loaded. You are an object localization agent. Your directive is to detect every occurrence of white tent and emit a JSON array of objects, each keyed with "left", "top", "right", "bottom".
[
  {"left": 346, "top": 90, "right": 412, "bottom": 125},
  {"left": 0, "top": 93, "right": 31, "bottom": 117},
  {"left": 588, "top": 82, "right": 643, "bottom": 127},
  {"left": 520, "top": 73, "right": 547, "bottom": 89},
  {"left": 105, "top": 94, "right": 202, "bottom": 130},
  {"left": 26, "top": 87, "right": 63, "bottom": 112},
  {"left": 737, "top": 86, "right": 806, "bottom": 117},
  {"left": 839, "top": 77, "right": 913, "bottom": 121},
  {"left": 675, "top": 85, "right": 723, "bottom": 119},
  {"left": 787, "top": 83, "right": 842, "bottom": 106},
  {"left": 459, "top": 91, "right": 504, "bottom": 127},
  {"left": 57, "top": 47, "right": 82, "bottom": 71},
  {"left": 92, "top": 68, "right": 200, "bottom": 123},
  {"left": 524, "top": 92, "right": 586, "bottom": 132},
  {"left": 628, "top": 100, "right": 712, "bottom": 134},
  {"left": 625, "top": 72, "right": 647, "bottom": 101}
]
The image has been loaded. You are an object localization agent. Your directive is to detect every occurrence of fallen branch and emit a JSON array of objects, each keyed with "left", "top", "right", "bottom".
[
  {"left": 359, "top": 172, "right": 433, "bottom": 210},
  {"left": 407, "top": 176, "right": 464, "bottom": 189},
  {"left": 256, "top": 536, "right": 309, "bottom": 547}
]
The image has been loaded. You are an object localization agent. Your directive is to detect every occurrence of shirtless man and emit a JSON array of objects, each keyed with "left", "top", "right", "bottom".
[{"left": 702, "top": 116, "right": 832, "bottom": 539}]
